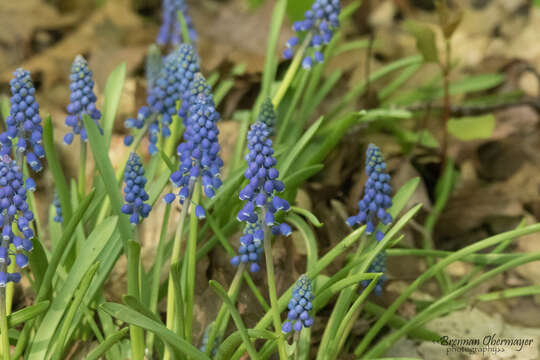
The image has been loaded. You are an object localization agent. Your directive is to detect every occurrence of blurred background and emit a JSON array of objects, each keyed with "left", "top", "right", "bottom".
[{"left": 2, "top": 0, "right": 540, "bottom": 358}]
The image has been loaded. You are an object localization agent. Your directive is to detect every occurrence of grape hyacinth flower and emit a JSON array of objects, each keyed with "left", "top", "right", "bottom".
[
  {"left": 236, "top": 121, "right": 291, "bottom": 236},
  {"left": 283, "top": 0, "right": 341, "bottom": 69},
  {"left": 164, "top": 94, "right": 223, "bottom": 217},
  {"left": 346, "top": 144, "right": 392, "bottom": 241},
  {"left": 53, "top": 192, "right": 63, "bottom": 223},
  {"left": 257, "top": 98, "right": 276, "bottom": 133},
  {"left": 121, "top": 153, "right": 152, "bottom": 224},
  {"left": 0, "top": 68, "right": 45, "bottom": 172},
  {"left": 157, "top": 0, "right": 197, "bottom": 46},
  {"left": 282, "top": 275, "right": 314, "bottom": 333},
  {"left": 124, "top": 45, "right": 200, "bottom": 154},
  {"left": 0, "top": 156, "right": 35, "bottom": 286},
  {"left": 179, "top": 72, "right": 216, "bottom": 119},
  {"left": 63, "top": 55, "right": 102, "bottom": 145},
  {"left": 362, "top": 251, "right": 387, "bottom": 295},
  {"left": 230, "top": 222, "right": 264, "bottom": 273},
  {"left": 148, "top": 45, "right": 200, "bottom": 151}
]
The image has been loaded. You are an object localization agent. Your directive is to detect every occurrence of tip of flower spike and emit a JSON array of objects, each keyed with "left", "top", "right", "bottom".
[
  {"left": 257, "top": 98, "right": 276, "bottom": 130},
  {"left": 73, "top": 54, "right": 88, "bottom": 66}
]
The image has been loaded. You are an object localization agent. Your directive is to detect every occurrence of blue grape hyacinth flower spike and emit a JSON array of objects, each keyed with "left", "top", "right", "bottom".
[
  {"left": 230, "top": 222, "right": 264, "bottom": 273},
  {"left": 237, "top": 121, "right": 291, "bottom": 236},
  {"left": 347, "top": 143, "right": 392, "bottom": 241},
  {"left": 63, "top": 55, "right": 102, "bottom": 145},
  {"left": 362, "top": 251, "right": 387, "bottom": 295},
  {"left": 147, "top": 45, "right": 200, "bottom": 149},
  {"left": 257, "top": 98, "right": 276, "bottom": 134},
  {"left": 164, "top": 94, "right": 223, "bottom": 218},
  {"left": 283, "top": 0, "right": 341, "bottom": 69},
  {"left": 0, "top": 68, "right": 45, "bottom": 172},
  {"left": 121, "top": 153, "right": 152, "bottom": 224},
  {"left": 157, "top": 0, "right": 197, "bottom": 46},
  {"left": 179, "top": 72, "right": 216, "bottom": 120},
  {"left": 0, "top": 156, "right": 35, "bottom": 286},
  {"left": 282, "top": 275, "right": 314, "bottom": 333}
]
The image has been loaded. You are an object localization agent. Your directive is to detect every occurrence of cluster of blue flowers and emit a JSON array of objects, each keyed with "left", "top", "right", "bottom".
[
  {"left": 0, "top": 156, "right": 35, "bottom": 286},
  {"left": 257, "top": 98, "right": 276, "bottom": 133},
  {"left": 164, "top": 93, "right": 223, "bottom": 218},
  {"left": 237, "top": 121, "right": 291, "bottom": 236},
  {"left": 283, "top": 0, "right": 341, "bottom": 69},
  {"left": 121, "top": 153, "right": 152, "bottom": 224},
  {"left": 0, "top": 69, "right": 45, "bottom": 172},
  {"left": 53, "top": 192, "right": 63, "bottom": 223},
  {"left": 64, "top": 55, "right": 102, "bottom": 145},
  {"left": 362, "top": 251, "right": 387, "bottom": 295},
  {"left": 230, "top": 222, "right": 264, "bottom": 273},
  {"left": 282, "top": 275, "right": 314, "bottom": 333},
  {"left": 179, "top": 72, "right": 215, "bottom": 119},
  {"left": 125, "top": 45, "right": 200, "bottom": 155},
  {"left": 346, "top": 144, "right": 392, "bottom": 241},
  {"left": 157, "top": 0, "right": 197, "bottom": 46}
]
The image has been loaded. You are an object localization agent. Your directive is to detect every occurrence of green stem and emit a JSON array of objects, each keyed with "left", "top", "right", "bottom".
[
  {"left": 147, "top": 203, "right": 172, "bottom": 357},
  {"left": 205, "top": 264, "right": 245, "bottom": 356},
  {"left": 272, "top": 35, "right": 311, "bottom": 107},
  {"left": 127, "top": 235, "right": 144, "bottom": 360},
  {"left": 164, "top": 181, "right": 194, "bottom": 360},
  {"left": 184, "top": 180, "right": 201, "bottom": 343},
  {"left": 78, "top": 141, "right": 87, "bottom": 199},
  {"left": 0, "top": 292, "right": 9, "bottom": 360},
  {"left": 262, "top": 211, "right": 287, "bottom": 360}
]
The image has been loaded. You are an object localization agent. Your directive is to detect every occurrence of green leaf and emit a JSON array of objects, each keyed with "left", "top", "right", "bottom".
[
  {"left": 83, "top": 114, "right": 132, "bottom": 246},
  {"left": 448, "top": 114, "right": 495, "bottom": 141},
  {"left": 86, "top": 327, "right": 129, "bottom": 360},
  {"left": 282, "top": 164, "right": 324, "bottom": 191},
  {"left": 286, "top": 214, "right": 318, "bottom": 272},
  {"left": 286, "top": 0, "right": 312, "bottom": 21},
  {"left": 7, "top": 301, "right": 49, "bottom": 327},
  {"left": 209, "top": 281, "right": 260, "bottom": 360},
  {"left": 102, "top": 62, "right": 126, "bottom": 148},
  {"left": 403, "top": 20, "right": 439, "bottom": 63},
  {"left": 216, "top": 329, "right": 275, "bottom": 360},
  {"left": 279, "top": 116, "right": 324, "bottom": 177},
  {"left": 43, "top": 115, "right": 72, "bottom": 222},
  {"left": 28, "top": 217, "right": 118, "bottom": 360},
  {"left": 35, "top": 189, "right": 96, "bottom": 302},
  {"left": 290, "top": 206, "right": 323, "bottom": 228},
  {"left": 449, "top": 74, "right": 504, "bottom": 95},
  {"left": 101, "top": 302, "right": 210, "bottom": 360}
]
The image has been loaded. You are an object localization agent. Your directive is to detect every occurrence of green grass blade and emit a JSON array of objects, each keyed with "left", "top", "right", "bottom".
[
  {"left": 209, "top": 280, "right": 260, "bottom": 360},
  {"left": 43, "top": 115, "right": 72, "bottom": 222},
  {"left": 28, "top": 216, "right": 118, "bottom": 359},
  {"left": 86, "top": 327, "right": 129, "bottom": 360},
  {"left": 216, "top": 330, "right": 275, "bottom": 360},
  {"left": 101, "top": 302, "right": 211, "bottom": 360},
  {"left": 102, "top": 62, "right": 127, "bottom": 148},
  {"left": 7, "top": 302, "right": 49, "bottom": 328}
]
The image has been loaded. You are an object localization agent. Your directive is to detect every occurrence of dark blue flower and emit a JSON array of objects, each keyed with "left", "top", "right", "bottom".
[
  {"left": 237, "top": 121, "right": 291, "bottom": 236},
  {"left": 165, "top": 94, "right": 223, "bottom": 208},
  {"left": 362, "top": 251, "right": 387, "bottom": 295},
  {"left": 230, "top": 222, "right": 264, "bottom": 273},
  {"left": 282, "top": 275, "right": 314, "bottom": 333},
  {"left": 257, "top": 98, "right": 276, "bottom": 133},
  {"left": 63, "top": 55, "right": 102, "bottom": 145},
  {"left": 53, "top": 192, "right": 63, "bottom": 223},
  {"left": 121, "top": 153, "right": 152, "bottom": 224},
  {"left": 157, "top": 0, "right": 197, "bottom": 46},
  {"left": 0, "top": 156, "right": 35, "bottom": 286},
  {"left": 179, "top": 72, "right": 216, "bottom": 120},
  {"left": 347, "top": 144, "right": 392, "bottom": 241},
  {"left": 0, "top": 69, "right": 45, "bottom": 172},
  {"left": 147, "top": 44, "right": 200, "bottom": 151},
  {"left": 283, "top": 0, "right": 341, "bottom": 68}
]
